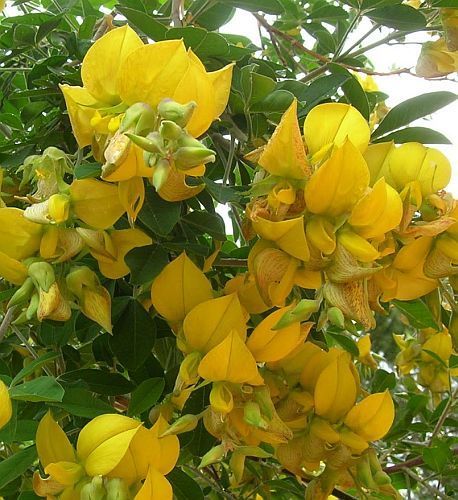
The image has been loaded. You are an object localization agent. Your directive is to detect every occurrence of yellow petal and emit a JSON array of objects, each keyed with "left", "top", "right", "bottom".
[
  {"left": 305, "top": 216, "right": 336, "bottom": 255},
  {"left": 173, "top": 50, "right": 217, "bottom": 137},
  {"left": 388, "top": 142, "right": 451, "bottom": 196},
  {"left": 252, "top": 216, "right": 309, "bottom": 261},
  {"left": 337, "top": 229, "right": 380, "bottom": 262},
  {"left": 247, "top": 307, "right": 308, "bottom": 362},
  {"left": 118, "top": 177, "right": 145, "bottom": 222},
  {"left": 0, "top": 207, "right": 42, "bottom": 259},
  {"left": 304, "top": 139, "right": 370, "bottom": 217},
  {"left": 207, "top": 63, "right": 234, "bottom": 118},
  {"left": 36, "top": 412, "right": 76, "bottom": 468},
  {"left": 147, "top": 415, "right": 180, "bottom": 475},
  {"left": 151, "top": 252, "right": 213, "bottom": 324},
  {"left": 77, "top": 414, "right": 140, "bottom": 461},
  {"left": 80, "top": 285, "right": 112, "bottom": 333},
  {"left": 183, "top": 293, "right": 247, "bottom": 353},
  {"left": 44, "top": 462, "right": 84, "bottom": 486},
  {"left": 258, "top": 99, "right": 310, "bottom": 179},
  {"left": 70, "top": 179, "right": 126, "bottom": 230},
  {"left": 119, "top": 40, "right": 189, "bottom": 109},
  {"left": 210, "top": 382, "right": 234, "bottom": 414},
  {"left": 0, "top": 251, "right": 28, "bottom": 285},
  {"left": 349, "top": 178, "right": 403, "bottom": 239},
  {"left": 303, "top": 103, "right": 370, "bottom": 158},
  {"left": 344, "top": 390, "right": 394, "bottom": 441},
  {"left": 314, "top": 355, "right": 358, "bottom": 423},
  {"left": 158, "top": 168, "right": 205, "bottom": 202},
  {"left": 0, "top": 380, "right": 12, "bottom": 430},
  {"left": 81, "top": 25, "right": 143, "bottom": 104},
  {"left": 96, "top": 228, "right": 152, "bottom": 279},
  {"left": 363, "top": 142, "right": 395, "bottom": 186},
  {"left": 224, "top": 273, "right": 270, "bottom": 314},
  {"left": 59, "top": 85, "right": 98, "bottom": 147},
  {"left": 422, "top": 330, "right": 452, "bottom": 362},
  {"left": 134, "top": 467, "right": 173, "bottom": 500},
  {"left": 198, "top": 330, "right": 263, "bottom": 385}
]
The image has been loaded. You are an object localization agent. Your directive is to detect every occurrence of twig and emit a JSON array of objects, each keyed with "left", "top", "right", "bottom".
[
  {"left": 0, "top": 307, "right": 15, "bottom": 342},
  {"left": 11, "top": 325, "right": 54, "bottom": 377},
  {"left": 214, "top": 258, "right": 248, "bottom": 268},
  {"left": 171, "top": 0, "right": 183, "bottom": 27},
  {"left": 402, "top": 468, "right": 451, "bottom": 499},
  {"left": 384, "top": 447, "right": 458, "bottom": 473},
  {"left": 428, "top": 387, "right": 458, "bottom": 445}
]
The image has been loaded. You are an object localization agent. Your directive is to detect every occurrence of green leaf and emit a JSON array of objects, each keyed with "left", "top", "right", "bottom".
[
  {"left": 203, "top": 177, "right": 242, "bottom": 204},
  {"left": 110, "top": 299, "right": 157, "bottom": 371},
  {"left": 0, "top": 446, "right": 37, "bottom": 489},
  {"left": 74, "top": 162, "right": 102, "bottom": 179},
  {"left": 116, "top": 7, "right": 168, "bottom": 40},
  {"left": 372, "top": 369, "right": 396, "bottom": 392},
  {"left": 423, "top": 442, "right": 452, "bottom": 472},
  {"left": 182, "top": 211, "right": 226, "bottom": 240},
  {"left": 366, "top": 5, "right": 426, "bottom": 30},
  {"left": 38, "top": 315, "right": 76, "bottom": 347},
  {"left": 128, "top": 377, "right": 165, "bottom": 416},
  {"left": 372, "top": 126, "right": 451, "bottom": 144},
  {"left": 51, "top": 387, "right": 116, "bottom": 418},
  {"left": 218, "top": 0, "right": 284, "bottom": 14},
  {"left": 10, "top": 376, "right": 64, "bottom": 403},
  {"left": 125, "top": 244, "right": 170, "bottom": 285},
  {"left": 11, "top": 352, "right": 59, "bottom": 386},
  {"left": 251, "top": 90, "right": 295, "bottom": 113},
  {"left": 59, "top": 369, "right": 134, "bottom": 396},
  {"left": 393, "top": 299, "right": 439, "bottom": 329},
  {"left": 138, "top": 188, "right": 181, "bottom": 237},
  {"left": 372, "top": 91, "right": 457, "bottom": 139},
  {"left": 166, "top": 27, "right": 230, "bottom": 58},
  {"left": 324, "top": 330, "right": 359, "bottom": 357},
  {"left": 168, "top": 468, "right": 204, "bottom": 500},
  {"left": 189, "top": 1, "right": 235, "bottom": 30},
  {"left": 0, "top": 419, "right": 38, "bottom": 444}
]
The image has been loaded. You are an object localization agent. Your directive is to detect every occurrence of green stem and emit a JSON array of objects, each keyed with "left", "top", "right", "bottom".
[{"left": 333, "top": 9, "right": 361, "bottom": 60}]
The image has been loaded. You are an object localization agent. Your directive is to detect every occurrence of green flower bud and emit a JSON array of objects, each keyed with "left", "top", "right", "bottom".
[
  {"left": 173, "top": 147, "right": 215, "bottom": 170},
  {"left": 160, "top": 414, "right": 199, "bottom": 436},
  {"left": 327, "top": 306, "right": 346, "bottom": 329},
  {"left": 26, "top": 293, "right": 39, "bottom": 320},
  {"left": 120, "top": 102, "right": 156, "bottom": 135},
  {"left": 179, "top": 351, "right": 202, "bottom": 386},
  {"left": 152, "top": 158, "right": 170, "bottom": 192},
  {"left": 8, "top": 277, "right": 36, "bottom": 308},
  {"left": 374, "top": 471, "right": 391, "bottom": 485},
  {"left": 158, "top": 99, "right": 196, "bottom": 127},
  {"left": 106, "top": 478, "right": 130, "bottom": 500},
  {"left": 159, "top": 120, "right": 183, "bottom": 141},
  {"left": 126, "top": 132, "right": 164, "bottom": 154},
  {"left": 243, "top": 402, "right": 268, "bottom": 429},
  {"left": 80, "top": 476, "right": 106, "bottom": 500},
  {"left": 272, "top": 299, "right": 320, "bottom": 330},
  {"left": 198, "top": 444, "right": 226, "bottom": 468},
  {"left": 28, "top": 262, "right": 55, "bottom": 292}
]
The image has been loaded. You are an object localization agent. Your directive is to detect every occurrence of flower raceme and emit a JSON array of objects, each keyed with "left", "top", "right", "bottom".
[{"left": 34, "top": 412, "right": 179, "bottom": 499}]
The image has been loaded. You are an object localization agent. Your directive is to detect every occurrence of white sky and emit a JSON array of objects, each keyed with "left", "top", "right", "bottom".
[{"left": 222, "top": 11, "right": 458, "bottom": 193}]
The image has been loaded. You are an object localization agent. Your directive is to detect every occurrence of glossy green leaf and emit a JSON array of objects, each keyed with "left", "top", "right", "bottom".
[
  {"left": 128, "top": 377, "right": 165, "bottom": 416},
  {"left": 9, "top": 376, "right": 64, "bottom": 403}
]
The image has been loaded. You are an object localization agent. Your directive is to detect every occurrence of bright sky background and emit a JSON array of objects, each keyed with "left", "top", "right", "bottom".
[{"left": 222, "top": 10, "right": 458, "bottom": 193}]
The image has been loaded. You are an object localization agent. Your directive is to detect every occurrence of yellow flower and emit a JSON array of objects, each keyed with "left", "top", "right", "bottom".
[
  {"left": 0, "top": 207, "right": 42, "bottom": 259},
  {"left": 314, "top": 354, "right": 358, "bottom": 423},
  {"left": 246, "top": 306, "right": 311, "bottom": 362},
  {"left": 257, "top": 99, "right": 310, "bottom": 180},
  {"left": 304, "top": 139, "right": 370, "bottom": 217},
  {"left": 251, "top": 216, "right": 309, "bottom": 262},
  {"left": 151, "top": 252, "right": 213, "bottom": 325},
  {"left": 357, "top": 335, "right": 377, "bottom": 369},
  {"left": 0, "top": 380, "right": 12, "bottom": 430},
  {"left": 303, "top": 103, "right": 370, "bottom": 161},
  {"left": 421, "top": 330, "right": 452, "bottom": 364},
  {"left": 306, "top": 216, "right": 336, "bottom": 255},
  {"left": 224, "top": 273, "right": 270, "bottom": 314},
  {"left": 77, "top": 227, "right": 152, "bottom": 279},
  {"left": 198, "top": 330, "right": 264, "bottom": 385},
  {"left": 344, "top": 390, "right": 395, "bottom": 442},
  {"left": 416, "top": 38, "right": 458, "bottom": 78},
  {"left": 70, "top": 179, "right": 126, "bottom": 230},
  {"left": 61, "top": 26, "right": 233, "bottom": 145},
  {"left": 183, "top": 293, "right": 247, "bottom": 353}
]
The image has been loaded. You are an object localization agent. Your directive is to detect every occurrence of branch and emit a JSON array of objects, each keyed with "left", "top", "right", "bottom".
[
  {"left": 428, "top": 387, "right": 458, "bottom": 445},
  {"left": 214, "top": 258, "right": 248, "bottom": 268},
  {"left": 171, "top": 0, "right": 183, "bottom": 27},
  {"left": 0, "top": 307, "right": 15, "bottom": 343},
  {"left": 384, "top": 447, "right": 458, "bottom": 473}
]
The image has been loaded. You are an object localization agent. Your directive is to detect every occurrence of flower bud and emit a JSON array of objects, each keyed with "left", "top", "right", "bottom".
[
  {"left": 80, "top": 476, "right": 106, "bottom": 500},
  {"left": 173, "top": 147, "right": 216, "bottom": 171},
  {"left": 26, "top": 293, "right": 40, "bottom": 320},
  {"left": 158, "top": 99, "right": 196, "bottom": 127},
  {"left": 210, "top": 382, "right": 234, "bottom": 414},
  {"left": 326, "top": 306, "right": 346, "bottom": 329},
  {"left": 152, "top": 158, "right": 171, "bottom": 191},
  {"left": 125, "top": 131, "right": 164, "bottom": 154},
  {"left": 120, "top": 102, "right": 156, "bottom": 135},
  {"left": 198, "top": 444, "right": 226, "bottom": 468},
  {"left": 28, "top": 261, "right": 55, "bottom": 292},
  {"left": 179, "top": 351, "right": 202, "bottom": 387},
  {"left": 8, "top": 277, "right": 35, "bottom": 308},
  {"left": 159, "top": 120, "right": 183, "bottom": 141},
  {"left": 272, "top": 299, "right": 320, "bottom": 329},
  {"left": 48, "top": 193, "right": 70, "bottom": 224},
  {"left": 0, "top": 380, "right": 12, "bottom": 430},
  {"left": 160, "top": 414, "right": 199, "bottom": 436},
  {"left": 243, "top": 402, "right": 268, "bottom": 429},
  {"left": 105, "top": 478, "right": 130, "bottom": 500}
]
